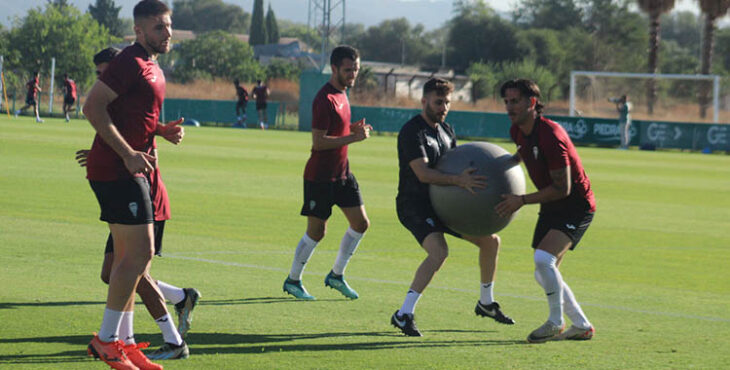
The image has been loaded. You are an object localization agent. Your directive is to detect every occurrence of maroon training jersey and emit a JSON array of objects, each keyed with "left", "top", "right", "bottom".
[
  {"left": 253, "top": 85, "right": 268, "bottom": 103},
  {"left": 510, "top": 116, "right": 596, "bottom": 213},
  {"left": 303, "top": 82, "right": 351, "bottom": 182},
  {"left": 26, "top": 77, "right": 39, "bottom": 98},
  {"left": 149, "top": 139, "right": 171, "bottom": 221},
  {"left": 64, "top": 78, "right": 77, "bottom": 99},
  {"left": 86, "top": 43, "right": 166, "bottom": 181}
]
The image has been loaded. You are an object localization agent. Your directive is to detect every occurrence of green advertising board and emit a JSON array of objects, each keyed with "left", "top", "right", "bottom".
[{"left": 163, "top": 98, "right": 279, "bottom": 127}]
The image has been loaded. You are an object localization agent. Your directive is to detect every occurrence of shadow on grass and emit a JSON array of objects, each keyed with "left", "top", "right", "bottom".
[
  {"left": 200, "top": 297, "right": 347, "bottom": 305},
  {"left": 0, "top": 331, "right": 525, "bottom": 364},
  {"left": 0, "top": 301, "right": 105, "bottom": 309}
]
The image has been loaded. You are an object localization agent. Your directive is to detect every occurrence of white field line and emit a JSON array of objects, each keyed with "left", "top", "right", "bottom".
[{"left": 164, "top": 253, "right": 730, "bottom": 323}]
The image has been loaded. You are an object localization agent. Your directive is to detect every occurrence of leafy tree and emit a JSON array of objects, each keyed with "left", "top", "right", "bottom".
[
  {"left": 249, "top": 0, "right": 267, "bottom": 46},
  {"left": 265, "top": 59, "right": 300, "bottom": 80},
  {"left": 265, "top": 4, "right": 279, "bottom": 44},
  {"left": 660, "top": 11, "right": 701, "bottom": 56},
  {"left": 637, "top": 0, "right": 676, "bottom": 114},
  {"left": 513, "top": 0, "right": 583, "bottom": 30},
  {"left": 279, "top": 21, "right": 321, "bottom": 51},
  {"left": 447, "top": 1, "right": 522, "bottom": 72},
  {"left": 466, "top": 62, "right": 499, "bottom": 101},
  {"left": 172, "top": 0, "right": 250, "bottom": 33},
  {"left": 697, "top": 0, "right": 730, "bottom": 117},
  {"left": 8, "top": 4, "right": 114, "bottom": 92},
  {"left": 352, "top": 18, "right": 434, "bottom": 66},
  {"left": 88, "top": 0, "right": 124, "bottom": 37},
  {"left": 172, "top": 30, "right": 265, "bottom": 82}
]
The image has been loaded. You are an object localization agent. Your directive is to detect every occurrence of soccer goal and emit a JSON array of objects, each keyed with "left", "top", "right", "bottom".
[{"left": 569, "top": 71, "right": 722, "bottom": 123}]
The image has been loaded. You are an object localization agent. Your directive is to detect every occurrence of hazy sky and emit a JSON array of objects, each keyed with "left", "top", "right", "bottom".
[{"left": 0, "top": 0, "right": 709, "bottom": 29}]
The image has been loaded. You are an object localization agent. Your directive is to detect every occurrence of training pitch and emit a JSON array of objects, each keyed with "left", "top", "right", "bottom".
[{"left": 1, "top": 116, "right": 729, "bottom": 368}]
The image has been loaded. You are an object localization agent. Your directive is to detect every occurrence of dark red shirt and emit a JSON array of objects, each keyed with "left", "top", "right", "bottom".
[
  {"left": 86, "top": 43, "right": 166, "bottom": 181},
  {"left": 26, "top": 77, "right": 39, "bottom": 98},
  {"left": 253, "top": 85, "right": 268, "bottom": 104},
  {"left": 149, "top": 139, "right": 170, "bottom": 221},
  {"left": 510, "top": 116, "right": 596, "bottom": 213},
  {"left": 303, "top": 82, "right": 351, "bottom": 182},
  {"left": 64, "top": 78, "right": 77, "bottom": 99},
  {"left": 236, "top": 85, "right": 248, "bottom": 103}
]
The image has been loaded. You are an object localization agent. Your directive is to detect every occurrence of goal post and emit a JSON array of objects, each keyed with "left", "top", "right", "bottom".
[{"left": 569, "top": 71, "right": 721, "bottom": 123}]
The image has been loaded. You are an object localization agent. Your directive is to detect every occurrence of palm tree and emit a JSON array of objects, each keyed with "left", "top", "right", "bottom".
[
  {"left": 637, "top": 0, "right": 676, "bottom": 115},
  {"left": 698, "top": 0, "right": 730, "bottom": 118}
]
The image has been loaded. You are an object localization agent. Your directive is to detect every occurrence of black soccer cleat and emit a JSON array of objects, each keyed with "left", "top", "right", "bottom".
[
  {"left": 475, "top": 301, "right": 515, "bottom": 325},
  {"left": 391, "top": 310, "right": 422, "bottom": 337}
]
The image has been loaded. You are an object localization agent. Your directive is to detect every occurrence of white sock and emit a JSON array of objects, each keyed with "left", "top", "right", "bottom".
[
  {"left": 398, "top": 289, "right": 422, "bottom": 315},
  {"left": 562, "top": 282, "right": 592, "bottom": 329},
  {"left": 99, "top": 308, "right": 124, "bottom": 343},
  {"left": 289, "top": 233, "right": 318, "bottom": 281},
  {"left": 479, "top": 282, "right": 494, "bottom": 305},
  {"left": 534, "top": 249, "right": 564, "bottom": 326},
  {"left": 155, "top": 314, "right": 183, "bottom": 345},
  {"left": 332, "top": 227, "right": 364, "bottom": 275},
  {"left": 118, "top": 311, "right": 135, "bottom": 345},
  {"left": 157, "top": 280, "right": 186, "bottom": 305}
]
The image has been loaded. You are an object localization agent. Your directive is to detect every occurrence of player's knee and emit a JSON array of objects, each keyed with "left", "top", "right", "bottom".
[
  {"left": 427, "top": 250, "right": 448, "bottom": 269},
  {"left": 533, "top": 249, "right": 556, "bottom": 270},
  {"left": 352, "top": 218, "right": 369, "bottom": 234}
]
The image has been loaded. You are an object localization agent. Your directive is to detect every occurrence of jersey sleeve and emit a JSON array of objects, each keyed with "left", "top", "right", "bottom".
[
  {"left": 99, "top": 53, "right": 140, "bottom": 97},
  {"left": 542, "top": 130, "right": 570, "bottom": 171},
  {"left": 311, "top": 95, "right": 333, "bottom": 131},
  {"left": 399, "top": 124, "right": 428, "bottom": 164}
]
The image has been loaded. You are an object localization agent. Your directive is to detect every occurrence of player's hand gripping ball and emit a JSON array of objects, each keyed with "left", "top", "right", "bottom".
[{"left": 429, "top": 142, "right": 526, "bottom": 235}]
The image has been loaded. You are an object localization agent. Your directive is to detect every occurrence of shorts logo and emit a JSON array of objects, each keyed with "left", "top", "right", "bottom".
[
  {"left": 565, "top": 223, "right": 576, "bottom": 230},
  {"left": 533, "top": 146, "right": 539, "bottom": 160},
  {"left": 129, "top": 202, "right": 138, "bottom": 217},
  {"left": 426, "top": 218, "right": 435, "bottom": 227},
  {"left": 309, "top": 200, "right": 316, "bottom": 210}
]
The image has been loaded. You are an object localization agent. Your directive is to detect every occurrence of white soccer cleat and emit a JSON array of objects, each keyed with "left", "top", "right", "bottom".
[
  {"left": 527, "top": 320, "right": 564, "bottom": 343},
  {"left": 553, "top": 325, "right": 595, "bottom": 341}
]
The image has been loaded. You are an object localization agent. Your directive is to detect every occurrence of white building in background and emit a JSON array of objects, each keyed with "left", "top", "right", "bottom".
[{"left": 361, "top": 61, "right": 473, "bottom": 103}]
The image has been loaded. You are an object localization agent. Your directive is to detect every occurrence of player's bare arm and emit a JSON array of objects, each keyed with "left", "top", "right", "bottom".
[
  {"left": 409, "top": 157, "right": 486, "bottom": 194},
  {"left": 311, "top": 119, "right": 371, "bottom": 151},
  {"left": 495, "top": 165, "right": 572, "bottom": 217},
  {"left": 83, "top": 80, "right": 155, "bottom": 174}
]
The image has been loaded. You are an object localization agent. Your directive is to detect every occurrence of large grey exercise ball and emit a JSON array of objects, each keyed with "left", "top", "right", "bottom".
[{"left": 429, "top": 142, "right": 526, "bottom": 236}]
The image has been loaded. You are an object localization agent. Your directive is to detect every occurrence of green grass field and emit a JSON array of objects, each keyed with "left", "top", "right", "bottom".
[{"left": 1, "top": 115, "right": 729, "bottom": 369}]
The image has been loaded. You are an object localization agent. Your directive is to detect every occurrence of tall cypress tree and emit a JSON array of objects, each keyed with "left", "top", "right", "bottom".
[
  {"left": 249, "top": 0, "right": 267, "bottom": 46},
  {"left": 88, "top": 0, "right": 124, "bottom": 37},
  {"left": 265, "top": 4, "right": 279, "bottom": 44}
]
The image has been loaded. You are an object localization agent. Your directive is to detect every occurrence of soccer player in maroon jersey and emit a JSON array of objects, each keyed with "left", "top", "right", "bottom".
[
  {"left": 251, "top": 79, "right": 269, "bottom": 129},
  {"left": 77, "top": 46, "right": 199, "bottom": 363},
  {"left": 283, "top": 45, "right": 372, "bottom": 301},
  {"left": 62, "top": 73, "right": 77, "bottom": 122},
  {"left": 15, "top": 71, "right": 43, "bottom": 123},
  {"left": 495, "top": 79, "right": 596, "bottom": 343},
  {"left": 390, "top": 78, "right": 514, "bottom": 337},
  {"left": 82, "top": 1, "right": 186, "bottom": 368},
  {"left": 233, "top": 78, "right": 249, "bottom": 126}
]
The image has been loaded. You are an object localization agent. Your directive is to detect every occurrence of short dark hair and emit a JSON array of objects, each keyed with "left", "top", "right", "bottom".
[
  {"left": 500, "top": 79, "right": 544, "bottom": 114},
  {"left": 93, "top": 47, "right": 121, "bottom": 66},
  {"left": 330, "top": 45, "right": 359, "bottom": 67},
  {"left": 423, "top": 78, "right": 454, "bottom": 97},
  {"left": 133, "top": 0, "right": 171, "bottom": 21},
  {"left": 32, "top": 71, "right": 39, "bottom": 76},
  {"left": 234, "top": 79, "right": 240, "bottom": 85}
]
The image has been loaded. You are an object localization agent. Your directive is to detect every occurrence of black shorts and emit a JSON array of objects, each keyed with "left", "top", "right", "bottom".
[
  {"left": 256, "top": 102, "right": 267, "bottom": 111},
  {"left": 104, "top": 220, "right": 165, "bottom": 256},
  {"left": 25, "top": 95, "right": 36, "bottom": 106},
  {"left": 397, "top": 198, "right": 461, "bottom": 245},
  {"left": 532, "top": 210, "right": 594, "bottom": 250},
  {"left": 89, "top": 177, "right": 154, "bottom": 225},
  {"left": 300, "top": 173, "right": 363, "bottom": 220},
  {"left": 64, "top": 95, "right": 75, "bottom": 106}
]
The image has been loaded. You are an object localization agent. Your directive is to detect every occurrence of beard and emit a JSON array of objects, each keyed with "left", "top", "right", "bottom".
[{"left": 425, "top": 105, "right": 446, "bottom": 123}]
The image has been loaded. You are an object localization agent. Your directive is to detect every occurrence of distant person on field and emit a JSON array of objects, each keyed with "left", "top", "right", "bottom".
[
  {"left": 612, "top": 95, "right": 631, "bottom": 149},
  {"left": 496, "top": 79, "right": 596, "bottom": 343},
  {"left": 62, "top": 73, "right": 77, "bottom": 122},
  {"left": 252, "top": 79, "right": 270, "bottom": 129},
  {"left": 234, "top": 78, "right": 249, "bottom": 127},
  {"left": 78, "top": 45, "right": 200, "bottom": 361},
  {"left": 15, "top": 71, "right": 43, "bottom": 123},
  {"left": 282, "top": 45, "right": 373, "bottom": 301}
]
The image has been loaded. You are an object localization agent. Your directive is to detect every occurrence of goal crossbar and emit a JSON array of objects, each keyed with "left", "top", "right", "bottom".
[{"left": 569, "top": 70, "right": 722, "bottom": 123}]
